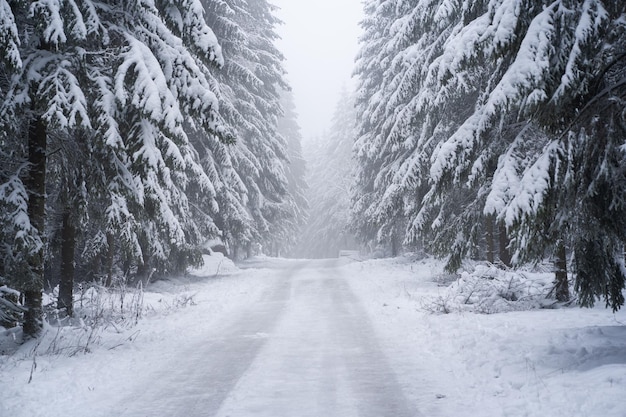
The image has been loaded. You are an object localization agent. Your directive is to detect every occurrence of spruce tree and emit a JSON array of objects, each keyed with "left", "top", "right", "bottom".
[
  {"left": 0, "top": 0, "right": 226, "bottom": 334},
  {"left": 0, "top": 0, "right": 96, "bottom": 336},
  {"left": 353, "top": 0, "right": 626, "bottom": 308},
  {"left": 352, "top": 0, "right": 413, "bottom": 252},
  {"left": 202, "top": 0, "right": 293, "bottom": 257}
]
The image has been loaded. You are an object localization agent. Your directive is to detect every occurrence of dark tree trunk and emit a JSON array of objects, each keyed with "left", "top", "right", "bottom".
[
  {"left": 246, "top": 243, "right": 252, "bottom": 259},
  {"left": 23, "top": 290, "right": 43, "bottom": 337},
  {"left": 58, "top": 208, "right": 76, "bottom": 316},
  {"left": 554, "top": 241, "right": 570, "bottom": 302},
  {"left": 105, "top": 232, "right": 114, "bottom": 287},
  {"left": 23, "top": 116, "right": 47, "bottom": 338},
  {"left": 390, "top": 230, "right": 398, "bottom": 257},
  {"left": 485, "top": 215, "right": 495, "bottom": 264},
  {"left": 136, "top": 260, "right": 150, "bottom": 284},
  {"left": 498, "top": 222, "right": 512, "bottom": 268}
]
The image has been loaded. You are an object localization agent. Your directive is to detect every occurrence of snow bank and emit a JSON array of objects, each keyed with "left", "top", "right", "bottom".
[
  {"left": 426, "top": 263, "right": 555, "bottom": 314},
  {"left": 1, "top": 253, "right": 238, "bottom": 354},
  {"left": 0, "top": 265, "right": 277, "bottom": 417},
  {"left": 341, "top": 256, "right": 626, "bottom": 417},
  {"left": 187, "top": 253, "right": 239, "bottom": 276}
]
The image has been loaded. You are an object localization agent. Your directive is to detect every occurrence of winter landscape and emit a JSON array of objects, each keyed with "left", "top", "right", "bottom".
[
  {"left": 1, "top": 1, "right": 626, "bottom": 416},
  {"left": 2, "top": 255, "right": 626, "bottom": 416}
]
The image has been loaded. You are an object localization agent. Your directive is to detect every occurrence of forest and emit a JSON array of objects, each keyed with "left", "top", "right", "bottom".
[
  {"left": 303, "top": 0, "right": 626, "bottom": 311},
  {"left": 1, "top": 0, "right": 626, "bottom": 341}
]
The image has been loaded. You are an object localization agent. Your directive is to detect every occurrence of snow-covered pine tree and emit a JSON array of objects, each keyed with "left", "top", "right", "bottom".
[
  {"left": 417, "top": 0, "right": 626, "bottom": 309},
  {"left": 202, "top": 0, "right": 293, "bottom": 258},
  {"left": 0, "top": 0, "right": 226, "bottom": 333},
  {"left": 355, "top": 0, "right": 625, "bottom": 308},
  {"left": 352, "top": 0, "right": 427, "bottom": 255},
  {"left": 45, "top": 131, "right": 90, "bottom": 316},
  {"left": 298, "top": 88, "right": 358, "bottom": 258},
  {"left": 0, "top": 0, "right": 97, "bottom": 335},
  {"left": 495, "top": 1, "right": 626, "bottom": 309},
  {"left": 352, "top": 0, "right": 395, "bottom": 249},
  {"left": 100, "top": 0, "right": 226, "bottom": 279},
  {"left": 199, "top": 0, "right": 265, "bottom": 258}
]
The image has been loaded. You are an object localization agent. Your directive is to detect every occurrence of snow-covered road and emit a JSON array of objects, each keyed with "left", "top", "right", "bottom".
[
  {"left": 111, "top": 259, "right": 418, "bottom": 416},
  {"left": 3, "top": 256, "right": 625, "bottom": 417}
]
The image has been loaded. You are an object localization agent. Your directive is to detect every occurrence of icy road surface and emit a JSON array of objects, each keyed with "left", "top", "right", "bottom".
[{"left": 112, "top": 259, "right": 419, "bottom": 417}]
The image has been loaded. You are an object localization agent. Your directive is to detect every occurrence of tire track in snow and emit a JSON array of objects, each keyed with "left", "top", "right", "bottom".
[
  {"left": 215, "top": 259, "right": 421, "bottom": 417},
  {"left": 110, "top": 259, "right": 420, "bottom": 416},
  {"left": 111, "top": 263, "right": 298, "bottom": 417}
]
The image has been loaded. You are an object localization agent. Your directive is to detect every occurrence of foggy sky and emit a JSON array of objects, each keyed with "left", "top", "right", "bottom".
[{"left": 272, "top": 1, "right": 363, "bottom": 141}]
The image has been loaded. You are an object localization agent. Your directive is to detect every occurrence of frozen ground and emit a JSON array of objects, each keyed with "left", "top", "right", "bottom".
[
  {"left": 1, "top": 255, "right": 625, "bottom": 416},
  {"left": 342, "top": 257, "right": 626, "bottom": 416}
]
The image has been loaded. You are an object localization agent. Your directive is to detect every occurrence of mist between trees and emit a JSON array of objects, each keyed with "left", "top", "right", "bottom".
[{"left": 1, "top": 0, "right": 625, "bottom": 339}]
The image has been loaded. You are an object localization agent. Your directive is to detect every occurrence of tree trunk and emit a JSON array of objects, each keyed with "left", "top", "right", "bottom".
[
  {"left": 485, "top": 215, "right": 495, "bottom": 264},
  {"left": 554, "top": 241, "right": 570, "bottom": 302},
  {"left": 105, "top": 232, "right": 115, "bottom": 287},
  {"left": 23, "top": 116, "right": 47, "bottom": 338},
  {"left": 498, "top": 222, "right": 512, "bottom": 268},
  {"left": 136, "top": 259, "right": 150, "bottom": 285},
  {"left": 390, "top": 231, "right": 398, "bottom": 257},
  {"left": 58, "top": 208, "right": 76, "bottom": 316}
]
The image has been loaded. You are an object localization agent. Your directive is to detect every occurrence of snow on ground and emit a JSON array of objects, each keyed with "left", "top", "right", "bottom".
[
  {"left": 188, "top": 252, "right": 239, "bottom": 277},
  {"left": 1, "top": 255, "right": 625, "bottom": 417},
  {"left": 0, "top": 254, "right": 274, "bottom": 416},
  {"left": 342, "top": 256, "right": 626, "bottom": 417}
]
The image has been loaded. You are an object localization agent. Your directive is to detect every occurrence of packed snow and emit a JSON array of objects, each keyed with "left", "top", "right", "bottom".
[{"left": 1, "top": 255, "right": 625, "bottom": 416}]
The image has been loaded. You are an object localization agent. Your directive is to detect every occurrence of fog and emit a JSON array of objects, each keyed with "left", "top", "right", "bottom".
[{"left": 272, "top": 1, "right": 363, "bottom": 140}]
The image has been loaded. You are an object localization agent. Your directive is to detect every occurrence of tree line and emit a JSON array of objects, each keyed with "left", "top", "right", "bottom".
[
  {"left": 0, "top": 0, "right": 306, "bottom": 337},
  {"left": 351, "top": 0, "right": 626, "bottom": 309}
]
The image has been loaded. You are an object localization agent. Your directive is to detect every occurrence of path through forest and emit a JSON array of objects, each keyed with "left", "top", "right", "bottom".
[
  {"left": 109, "top": 259, "right": 419, "bottom": 416},
  {"left": 4, "top": 257, "right": 626, "bottom": 417}
]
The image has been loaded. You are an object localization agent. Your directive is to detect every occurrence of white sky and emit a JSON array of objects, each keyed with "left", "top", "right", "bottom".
[{"left": 272, "top": 1, "right": 363, "bottom": 140}]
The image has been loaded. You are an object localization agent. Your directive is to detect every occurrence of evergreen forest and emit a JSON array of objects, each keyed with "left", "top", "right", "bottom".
[{"left": 1, "top": 0, "right": 625, "bottom": 340}]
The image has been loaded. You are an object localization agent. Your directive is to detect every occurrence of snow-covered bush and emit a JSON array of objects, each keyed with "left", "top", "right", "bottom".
[
  {"left": 187, "top": 253, "right": 238, "bottom": 277},
  {"left": 424, "top": 264, "right": 556, "bottom": 314}
]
